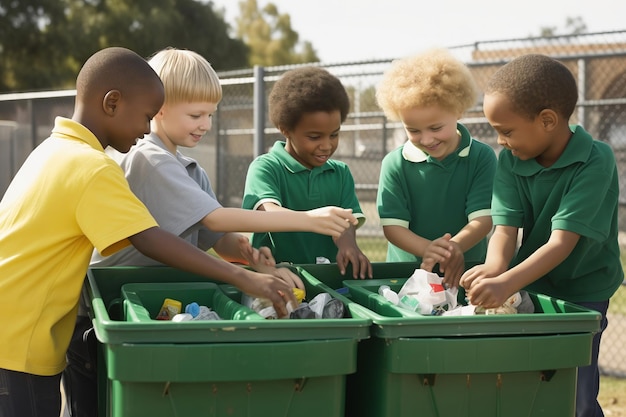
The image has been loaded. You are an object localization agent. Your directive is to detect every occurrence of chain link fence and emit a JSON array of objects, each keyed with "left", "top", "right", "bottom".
[{"left": 1, "top": 30, "right": 625, "bottom": 376}]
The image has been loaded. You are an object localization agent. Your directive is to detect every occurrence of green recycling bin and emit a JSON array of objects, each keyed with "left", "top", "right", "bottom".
[
  {"left": 85, "top": 266, "right": 371, "bottom": 417},
  {"left": 294, "top": 263, "right": 602, "bottom": 417},
  {"left": 121, "top": 281, "right": 263, "bottom": 322}
]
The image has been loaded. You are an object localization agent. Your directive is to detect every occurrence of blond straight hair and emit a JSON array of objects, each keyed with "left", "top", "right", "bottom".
[{"left": 148, "top": 47, "right": 222, "bottom": 105}]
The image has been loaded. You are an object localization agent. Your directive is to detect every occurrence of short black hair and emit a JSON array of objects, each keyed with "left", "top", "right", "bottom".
[
  {"left": 76, "top": 47, "right": 162, "bottom": 102},
  {"left": 485, "top": 54, "right": 578, "bottom": 120},
  {"left": 268, "top": 66, "right": 350, "bottom": 131}
]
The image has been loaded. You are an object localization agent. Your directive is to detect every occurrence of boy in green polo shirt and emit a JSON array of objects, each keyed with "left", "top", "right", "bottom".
[
  {"left": 460, "top": 54, "right": 623, "bottom": 417},
  {"left": 375, "top": 48, "right": 497, "bottom": 289},
  {"left": 243, "top": 66, "right": 373, "bottom": 279}
]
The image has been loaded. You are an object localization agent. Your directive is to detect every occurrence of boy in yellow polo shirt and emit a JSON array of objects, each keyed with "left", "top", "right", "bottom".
[{"left": 0, "top": 47, "right": 299, "bottom": 417}]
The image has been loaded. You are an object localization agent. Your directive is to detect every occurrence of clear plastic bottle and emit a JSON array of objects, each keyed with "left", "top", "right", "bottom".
[{"left": 378, "top": 285, "right": 400, "bottom": 305}]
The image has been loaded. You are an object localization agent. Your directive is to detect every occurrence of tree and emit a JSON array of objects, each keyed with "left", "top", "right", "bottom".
[
  {"left": 234, "top": 0, "right": 319, "bottom": 66},
  {"left": 0, "top": 0, "right": 77, "bottom": 91},
  {"left": 532, "top": 16, "right": 587, "bottom": 37},
  {"left": 564, "top": 16, "right": 587, "bottom": 35},
  {"left": 63, "top": 0, "right": 249, "bottom": 70},
  {"left": 0, "top": 0, "right": 249, "bottom": 92}
]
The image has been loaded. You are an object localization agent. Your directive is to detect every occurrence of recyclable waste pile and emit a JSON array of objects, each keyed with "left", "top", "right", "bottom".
[{"left": 377, "top": 269, "right": 534, "bottom": 316}]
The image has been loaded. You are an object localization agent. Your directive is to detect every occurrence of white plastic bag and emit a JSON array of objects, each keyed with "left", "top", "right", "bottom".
[{"left": 397, "top": 269, "right": 458, "bottom": 315}]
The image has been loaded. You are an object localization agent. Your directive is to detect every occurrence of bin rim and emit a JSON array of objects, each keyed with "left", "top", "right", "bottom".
[
  {"left": 86, "top": 267, "right": 372, "bottom": 345},
  {"left": 339, "top": 278, "right": 601, "bottom": 339}
]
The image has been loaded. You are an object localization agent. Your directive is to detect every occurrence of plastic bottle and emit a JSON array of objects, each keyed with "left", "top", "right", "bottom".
[
  {"left": 378, "top": 285, "right": 400, "bottom": 305},
  {"left": 398, "top": 294, "right": 433, "bottom": 315}
]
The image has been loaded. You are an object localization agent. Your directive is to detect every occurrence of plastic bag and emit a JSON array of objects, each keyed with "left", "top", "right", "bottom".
[{"left": 397, "top": 269, "right": 458, "bottom": 315}]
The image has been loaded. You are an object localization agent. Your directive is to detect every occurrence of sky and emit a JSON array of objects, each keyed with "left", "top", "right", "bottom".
[{"left": 211, "top": 0, "right": 626, "bottom": 63}]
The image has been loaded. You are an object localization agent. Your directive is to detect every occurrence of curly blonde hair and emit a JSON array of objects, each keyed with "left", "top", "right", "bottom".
[{"left": 376, "top": 48, "right": 477, "bottom": 121}]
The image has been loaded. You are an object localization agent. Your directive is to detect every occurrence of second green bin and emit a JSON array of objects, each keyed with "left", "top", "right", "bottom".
[{"left": 295, "top": 263, "right": 602, "bottom": 417}]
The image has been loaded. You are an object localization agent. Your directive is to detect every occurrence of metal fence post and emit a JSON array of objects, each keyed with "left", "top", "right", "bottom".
[{"left": 253, "top": 65, "right": 265, "bottom": 159}]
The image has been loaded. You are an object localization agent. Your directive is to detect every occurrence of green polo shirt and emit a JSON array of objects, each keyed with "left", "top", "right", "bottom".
[
  {"left": 492, "top": 125, "right": 623, "bottom": 302},
  {"left": 377, "top": 123, "right": 496, "bottom": 266},
  {"left": 243, "top": 141, "right": 365, "bottom": 264}
]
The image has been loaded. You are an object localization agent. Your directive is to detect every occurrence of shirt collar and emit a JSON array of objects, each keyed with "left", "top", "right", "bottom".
[
  {"left": 51, "top": 117, "right": 105, "bottom": 152},
  {"left": 272, "top": 141, "right": 334, "bottom": 173},
  {"left": 140, "top": 133, "right": 197, "bottom": 168},
  {"left": 401, "top": 123, "right": 472, "bottom": 163},
  {"left": 511, "top": 125, "right": 593, "bottom": 176}
]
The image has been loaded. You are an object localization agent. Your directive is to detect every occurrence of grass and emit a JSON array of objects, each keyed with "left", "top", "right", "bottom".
[
  {"left": 356, "top": 235, "right": 389, "bottom": 262},
  {"left": 600, "top": 376, "right": 626, "bottom": 415}
]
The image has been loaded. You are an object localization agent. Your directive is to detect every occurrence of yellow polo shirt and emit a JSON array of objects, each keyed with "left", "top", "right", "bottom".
[{"left": 0, "top": 117, "right": 158, "bottom": 376}]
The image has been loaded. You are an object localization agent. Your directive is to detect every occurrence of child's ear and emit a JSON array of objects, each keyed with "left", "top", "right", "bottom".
[
  {"left": 539, "top": 109, "right": 558, "bottom": 131},
  {"left": 153, "top": 107, "right": 165, "bottom": 120},
  {"left": 102, "top": 90, "right": 121, "bottom": 116}
]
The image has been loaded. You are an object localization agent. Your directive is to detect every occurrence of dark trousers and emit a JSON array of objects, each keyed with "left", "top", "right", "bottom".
[
  {"left": 62, "top": 314, "right": 99, "bottom": 417},
  {"left": 576, "top": 300, "right": 609, "bottom": 417},
  {"left": 0, "top": 368, "right": 62, "bottom": 417}
]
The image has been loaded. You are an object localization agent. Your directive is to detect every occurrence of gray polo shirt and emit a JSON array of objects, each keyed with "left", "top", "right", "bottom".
[{"left": 90, "top": 133, "right": 222, "bottom": 266}]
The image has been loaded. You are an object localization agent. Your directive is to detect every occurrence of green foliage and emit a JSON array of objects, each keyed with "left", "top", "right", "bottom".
[
  {"left": 0, "top": 0, "right": 248, "bottom": 92},
  {"left": 532, "top": 16, "right": 587, "bottom": 38},
  {"left": 0, "top": 0, "right": 76, "bottom": 91},
  {"left": 234, "top": 0, "right": 319, "bottom": 66}
]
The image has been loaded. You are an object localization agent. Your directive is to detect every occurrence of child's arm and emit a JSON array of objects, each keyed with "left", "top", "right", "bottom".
[
  {"left": 129, "top": 226, "right": 298, "bottom": 317},
  {"left": 259, "top": 202, "right": 372, "bottom": 279},
  {"left": 460, "top": 225, "right": 518, "bottom": 287},
  {"left": 383, "top": 225, "right": 436, "bottom": 259},
  {"left": 212, "top": 232, "right": 272, "bottom": 266},
  {"left": 384, "top": 225, "right": 458, "bottom": 275},
  {"left": 201, "top": 206, "right": 357, "bottom": 238},
  {"left": 462, "top": 228, "right": 580, "bottom": 308},
  {"left": 333, "top": 225, "right": 373, "bottom": 279},
  {"left": 425, "top": 215, "right": 493, "bottom": 288},
  {"left": 210, "top": 233, "right": 305, "bottom": 290},
  {"left": 450, "top": 216, "right": 493, "bottom": 257}
]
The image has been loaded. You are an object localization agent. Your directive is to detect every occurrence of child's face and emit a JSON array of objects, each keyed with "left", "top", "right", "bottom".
[
  {"left": 282, "top": 110, "right": 341, "bottom": 169},
  {"left": 398, "top": 105, "right": 460, "bottom": 161},
  {"left": 483, "top": 92, "right": 551, "bottom": 161},
  {"left": 155, "top": 101, "right": 218, "bottom": 149},
  {"left": 108, "top": 86, "right": 164, "bottom": 153}
]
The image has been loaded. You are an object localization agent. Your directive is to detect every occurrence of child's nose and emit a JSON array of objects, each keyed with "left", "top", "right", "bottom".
[
  {"left": 319, "top": 137, "right": 333, "bottom": 149},
  {"left": 200, "top": 115, "right": 213, "bottom": 131}
]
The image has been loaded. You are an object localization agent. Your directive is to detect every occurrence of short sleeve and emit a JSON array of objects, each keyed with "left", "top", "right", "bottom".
[{"left": 77, "top": 164, "right": 157, "bottom": 256}]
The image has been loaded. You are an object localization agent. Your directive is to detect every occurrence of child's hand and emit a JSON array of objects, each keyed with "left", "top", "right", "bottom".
[
  {"left": 237, "top": 236, "right": 275, "bottom": 269},
  {"left": 334, "top": 227, "right": 373, "bottom": 279},
  {"left": 306, "top": 207, "right": 358, "bottom": 238},
  {"left": 239, "top": 270, "right": 298, "bottom": 318},
  {"left": 463, "top": 274, "right": 513, "bottom": 309},
  {"left": 238, "top": 236, "right": 304, "bottom": 290},
  {"left": 420, "top": 233, "right": 454, "bottom": 272},
  {"left": 459, "top": 263, "right": 502, "bottom": 289},
  {"left": 336, "top": 245, "right": 373, "bottom": 279},
  {"left": 437, "top": 241, "right": 465, "bottom": 289},
  {"left": 268, "top": 266, "right": 305, "bottom": 290}
]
